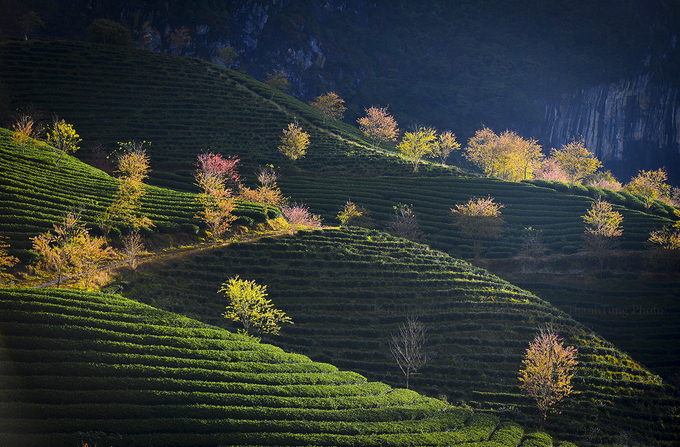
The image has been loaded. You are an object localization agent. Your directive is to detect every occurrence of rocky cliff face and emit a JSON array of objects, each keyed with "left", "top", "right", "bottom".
[{"left": 534, "top": 74, "right": 680, "bottom": 185}]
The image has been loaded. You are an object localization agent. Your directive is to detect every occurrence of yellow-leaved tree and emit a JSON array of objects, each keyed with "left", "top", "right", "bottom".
[
  {"left": 624, "top": 168, "right": 671, "bottom": 210},
  {"left": 31, "top": 211, "right": 116, "bottom": 288},
  {"left": 519, "top": 328, "right": 578, "bottom": 428},
  {"left": 310, "top": 92, "right": 346, "bottom": 124},
  {"left": 464, "top": 127, "right": 543, "bottom": 181},
  {"left": 551, "top": 141, "right": 602, "bottom": 187},
  {"left": 0, "top": 236, "right": 19, "bottom": 287},
  {"left": 46, "top": 116, "right": 81, "bottom": 166},
  {"left": 99, "top": 141, "right": 154, "bottom": 237},
  {"left": 357, "top": 106, "right": 399, "bottom": 150},
  {"left": 337, "top": 200, "right": 363, "bottom": 226},
  {"left": 397, "top": 126, "right": 438, "bottom": 172},
  {"left": 451, "top": 196, "right": 504, "bottom": 258},
  {"left": 434, "top": 130, "right": 461, "bottom": 166},
  {"left": 648, "top": 224, "right": 680, "bottom": 275},
  {"left": 220, "top": 276, "right": 292, "bottom": 339},
  {"left": 581, "top": 198, "right": 623, "bottom": 271},
  {"left": 279, "top": 122, "right": 310, "bottom": 161},
  {"left": 12, "top": 113, "right": 42, "bottom": 153}
]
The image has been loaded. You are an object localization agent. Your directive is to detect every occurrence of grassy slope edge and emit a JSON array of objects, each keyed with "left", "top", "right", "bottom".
[{"left": 0, "top": 287, "right": 570, "bottom": 447}]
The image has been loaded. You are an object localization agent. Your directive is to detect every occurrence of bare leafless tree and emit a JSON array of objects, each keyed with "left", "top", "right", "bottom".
[
  {"left": 389, "top": 315, "right": 430, "bottom": 389},
  {"left": 122, "top": 230, "right": 144, "bottom": 271}
]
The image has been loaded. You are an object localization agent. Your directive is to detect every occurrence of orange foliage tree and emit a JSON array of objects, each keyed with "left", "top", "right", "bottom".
[
  {"left": 519, "top": 328, "right": 578, "bottom": 427},
  {"left": 168, "top": 26, "right": 191, "bottom": 53},
  {"left": 12, "top": 113, "right": 42, "bottom": 153},
  {"left": 357, "top": 106, "right": 399, "bottom": 150},
  {"left": 239, "top": 165, "right": 285, "bottom": 211},
  {"left": 265, "top": 70, "right": 290, "bottom": 98}
]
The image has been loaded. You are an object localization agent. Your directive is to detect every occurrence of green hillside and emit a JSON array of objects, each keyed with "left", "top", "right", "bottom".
[
  {"left": 0, "top": 37, "right": 460, "bottom": 190},
  {"left": 115, "top": 227, "right": 680, "bottom": 446},
  {"left": 1, "top": 36, "right": 680, "bottom": 447},
  {"left": 0, "top": 287, "right": 568, "bottom": 446},
  {"left": 0, "top": 128, "right": 277, "bottom": 261},
  {"left": 279, "top": 176, "right": 676, "bottom": 257}
]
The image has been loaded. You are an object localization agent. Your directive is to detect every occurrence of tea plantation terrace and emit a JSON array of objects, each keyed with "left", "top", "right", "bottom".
[
  {"left": 116, "top": 227, "right": 680, "bottom": 446},
  {"left": 0, "top": 38, "right": 459, "bottom": 188},
  {"left": 0, "top": 129, "right": 277, "bottom": 261},
  {"left": 0, "top": 287, "right": 572, "bottom": 447},
  {"left": 280, "top": 176, "right": 677, "bottom": 257}
]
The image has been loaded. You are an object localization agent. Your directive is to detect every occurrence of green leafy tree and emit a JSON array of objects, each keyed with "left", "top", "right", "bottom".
[
  {"left": 397, "top": 126, "right": 438, "bottom": 172},
  {"left": 389, "top": 316, "right": 430, "bottom": 390},
  {"left": 279, "top": 122, "right": 310, "bottom": 161},
  {"left": 357, "top": 106, "right": 399, "bottom": 150},
  {"left": 310, "top": 92, "right": 347, "bottom": 124},
  {"left": 46, "top": 116, "right": 81, "bottom": 166},
  {"left": 519, "top": 328, "right": 578, "bottom": 428},
  {"left": 220, "top": 276, "right": 293, "bottom": 338},
  {"left": 624, "top": 168, "right": 671, "bottom": 210},
  {"left": 551, "top": 141, "right": 602, "bottom": 187},
  {"left": 451, "top": 196, "right": 504, "bottom": 258}
]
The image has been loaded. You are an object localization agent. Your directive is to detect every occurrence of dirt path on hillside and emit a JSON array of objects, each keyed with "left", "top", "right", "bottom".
[{"left": 30, "top": 228, "right": 313, "bottom": 289}]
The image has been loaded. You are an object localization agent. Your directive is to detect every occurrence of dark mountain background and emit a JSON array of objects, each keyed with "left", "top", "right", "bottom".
[{"left": 2, "top": 0, "right": 679, "bottom": 183}]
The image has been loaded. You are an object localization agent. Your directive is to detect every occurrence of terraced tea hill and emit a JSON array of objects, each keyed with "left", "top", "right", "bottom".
[
  {"left": 0, "top": 129, "right": 276, "bottom": 260},
  {"left": 0, "top": 38, "right": 457, "bottom": 189},
  {"left": 0, "top": 287, "right": 569, "bottom": 447},
  {"left": 117, "top": 227, "right": 680, "bottom": 446},
  {"left": 509, "top": 276, "right": 680, "bottom": 382},
  {"left": 279, "top": 176, "right": 676, "bottom": 256}
]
